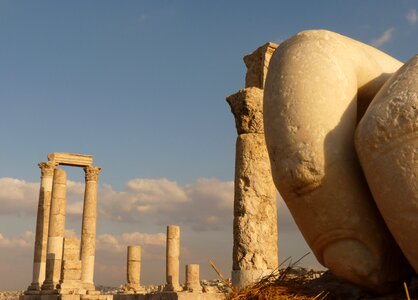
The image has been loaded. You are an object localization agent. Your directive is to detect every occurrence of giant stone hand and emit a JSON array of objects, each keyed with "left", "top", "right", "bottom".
[{"left": 264, "top": 29, "right": 418, "bottom": 293}]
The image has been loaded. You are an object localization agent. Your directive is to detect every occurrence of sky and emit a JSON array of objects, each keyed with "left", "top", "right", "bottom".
[{"left": 0, "top": 0, "right": 417, "bottom": 291}]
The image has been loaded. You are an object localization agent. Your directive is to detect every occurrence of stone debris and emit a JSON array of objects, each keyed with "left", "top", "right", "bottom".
[{"left": 0, "top": 291, "right": 24, "bottom": 300}]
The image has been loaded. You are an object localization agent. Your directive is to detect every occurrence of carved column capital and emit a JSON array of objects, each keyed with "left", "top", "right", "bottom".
[
  {"left": 226, "top": 87, "right": 264, "bottom": 135},
  {"left": 84, "top": 166, "right": 101, "bottom": 182},
  {"left": 38, "top": 161, "right": 58, "bottom": 177}
]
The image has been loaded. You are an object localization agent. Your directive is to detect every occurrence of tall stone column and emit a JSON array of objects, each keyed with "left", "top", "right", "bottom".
[
  {"left": 164, "top": 225, "right": 180, "bottom": 292},
  {"left": 42, "top": 168, "right": 67, "bottom": 291},
  {"left": 26, "top": 161, "right": 57, "bottom": 293},
  {"left": 226, "top": 42, "right": 279, "bottom": 288},
  {"left": 80, "top": 166, "right": 101, "bottom": 292}
]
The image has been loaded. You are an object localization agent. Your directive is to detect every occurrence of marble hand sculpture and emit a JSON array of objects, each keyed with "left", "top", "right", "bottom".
[{"left": 264, "top": 29, "right": 418, "bottom": 293}]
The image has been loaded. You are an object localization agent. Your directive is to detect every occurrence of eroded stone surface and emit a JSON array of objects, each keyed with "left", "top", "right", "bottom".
[
  {"left": 42, "top": 168, "right": 67, "bottom": 291},
  {"left": 356, "top": 55, "right": 418, "bottom": 275},
  {"left": 164, "top": 226, "right": 181, "bottom": 292},
  {"left": 243, "top": 42, "right": 278, "bottom": 89},
  {"left": 227, "top": 43, "right": 278, "bottom": 288},
  {"left": 27, "top": 162, "right": 58, "bottom": 293},
  {"left": 123, "top": 246, "right": 144, "bottom": 294},
  {"left": 48, "top": 153, "right": 93, "bottom": 167},
  {"left": 263, "top": 29, "right": 413, "bottom": 292},
  {"left": 60, "top": 238, "right": 85, "bottom": 295},
  {"left": 184, "top": 264, "right": 201, "bottom": 292},
  {"left": 81, "top": 166, "right": 101, "bottom": 291}
]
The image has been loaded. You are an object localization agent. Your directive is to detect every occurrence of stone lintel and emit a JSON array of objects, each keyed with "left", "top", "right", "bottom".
[
  {"left": 243, "top": 42, "right": 278, "bottom": 89},
  {"left": 48, "top": 153, "right": 93, "bottom": 167}
]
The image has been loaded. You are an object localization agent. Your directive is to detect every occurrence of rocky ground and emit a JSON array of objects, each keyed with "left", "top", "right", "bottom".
[
  {"left": 3, "top": 272, "right": 417, "bottom": 300},
  {"left": 0, "top": 291, "right": 23, "bottom": 300}
]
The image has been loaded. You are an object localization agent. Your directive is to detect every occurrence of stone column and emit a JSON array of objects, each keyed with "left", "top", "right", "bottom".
[
  {"left": 124, "top": 245, "right": 143, "bottom": 293},
  {"left": 42, "top": 168, "right": 67, "bottom": 291},
  {"left": 80, "top": 166, "right": 101, "bottom": 292},
  {"left": 26, "top": 162, "right": 57, "bottom": 293},
  {"left": 185, "top": 264, "right": 201, "bottom": 292},
  {"left": 226, "top": 42, "right": 279, "bottom": 288},
  {"left": 164, "top": 225, "right": 180, "bottom": 292}
]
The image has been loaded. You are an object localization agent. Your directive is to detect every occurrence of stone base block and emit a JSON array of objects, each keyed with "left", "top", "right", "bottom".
[
  {"left": 24, "top": 289, "right": 41, "bottom": 295},
  {"left": 120, "top": 284, "right": 145, "bottom": 294},
  {"left": 115, "top": 292, "right": 225, "bottom": 300},
  {"left": 231, "top": 269, "right": 273, "bottom": 288},
  {"left": 25, "top": 283, "right": 42, "bottom": 295},
  {"left": 83, "top": 284, "right": 98, "bottom": 294},
  {"left": 80, "top": 295, "right": 112, "bottom": 300},
  {"left": 20, "top": 294, "right": 113, "bottom": 300}
]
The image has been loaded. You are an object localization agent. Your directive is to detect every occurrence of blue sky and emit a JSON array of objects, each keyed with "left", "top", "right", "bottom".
[{"left": 0, "top": 0, "right": 417, "bottom": 291}]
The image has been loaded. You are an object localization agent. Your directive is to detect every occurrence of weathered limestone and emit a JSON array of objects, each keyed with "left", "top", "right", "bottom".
[
  {"left": 355, "top": 55, "right": 418, "bottom": 275},
  {"left": 26, "top": 162, "right": 58, "bottom": 293},
  {"left": 243, "top": 42, "right": 277, "bottom": 89},
  {"left": 123, "top": 246, "right": 144, "bottom": 293},
  {"left": 59, "top": 238, "right": 85, "bottom": 295},
  {"left": 48, "top": 153, "right": 93, "bottom": 167},
  {"left": 80, "top": 166, "right": 101, "bottom": 292},
  {"left": 164, "top": 226, "right": 180, "bottom": 292},
  {"left": 263, "top": 29, "right": 412, "bottom": 292},
  {"left": 42, "top": 168, "right": 67, "bottom": 291},
  {"left": 226, "top": 43, "right": 279, "bottom": 288},
  {"left": 184, "top": 264, "right": 201, "bottom": 292}
]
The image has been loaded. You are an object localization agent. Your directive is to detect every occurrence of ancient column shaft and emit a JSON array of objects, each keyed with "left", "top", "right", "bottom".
[
  {"left": 185, "top": 264, "right": 201, "bottom": 292},
  {"left": 233, "top": 132, "right": 278, "bottom": 270},
  {"left": 227, "top": 42, "right": 279, "bottom": 288},
  {"left": 125, "top": 245, "right": 142, "bottom": 292},
  {"left": 80, "top": 166, "right": 101, "bottom": 291},
  {"left": 164, "top": 225, "right": 180, "bottom": 292},
  {"left": 26, "top": 162, "right": 57, "bottom": 293},
  {"left": 42, "top": 168, "right": 67, "bottom": 291}
]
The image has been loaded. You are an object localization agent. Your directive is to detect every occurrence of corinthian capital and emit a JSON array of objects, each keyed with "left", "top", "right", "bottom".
[
  {"left": 38, "top": 161, "right": 58, "bottom": 177},
  {"left": 84, "top": 166, "right": 101, "bottom": 182}
]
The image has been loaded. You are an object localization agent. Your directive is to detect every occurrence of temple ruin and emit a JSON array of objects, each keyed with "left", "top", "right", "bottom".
[
  {"left": 22, "top": 153, "right": 225, "bottom": 300},
  {"left": 23, "top": 153, "right": 103, "bottom": 300}
]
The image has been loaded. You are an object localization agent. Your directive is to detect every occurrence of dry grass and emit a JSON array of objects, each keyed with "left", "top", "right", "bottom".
[
  {"left": 209, "top": 256, "right": 418, "bottom": 300},
  {"left": 210, "top": 254, "right": 329, "bottom": 300}
]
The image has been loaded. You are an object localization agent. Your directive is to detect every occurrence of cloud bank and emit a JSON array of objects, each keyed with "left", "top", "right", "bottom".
[{"left": 0, "top": 176, "right": 234, "bottom": 232}]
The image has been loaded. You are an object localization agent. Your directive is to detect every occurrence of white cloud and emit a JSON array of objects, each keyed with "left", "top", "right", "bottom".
[
  {"left": 99, "top": 178, "right": 234, "bottom": 231},
  {"left": 0, "top": 176, "right": 296, "bottom": 233},
  {"left": 96, "top": 231, "right": 165, "bottom": 253},
  {"left": 406, "top": 9, "right": 418, "bottom": 25},
  {"left": 0, "top": 176, "right": 235, "bottom": 231},
  {"left": 126, "top": 178, "right": 188, "bottom": 204},
  {"left": 0, "top": 178, "right": 38, "bottom": 215},
  {"left": 371, "top": 27, "right": 395, "bottom": 48},
  {"left": 0, "top": 231, "right": 34, "bottom": 249}
]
